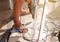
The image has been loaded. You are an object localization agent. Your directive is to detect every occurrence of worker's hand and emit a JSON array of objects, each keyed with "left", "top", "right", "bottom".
[
  {"left": 19, "top": 24, "right": 28, "bottom": 33},
  {"left": 14, "top": 24, "right": 28, "bottom": 33}
]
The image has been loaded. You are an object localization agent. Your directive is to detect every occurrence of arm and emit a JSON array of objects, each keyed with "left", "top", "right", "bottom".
[
  {"left": 13, "top": 0, "right": 24, "bottom": 28},
  {"left": 13, "top": 0, "right": 29, "bottom": 33}
]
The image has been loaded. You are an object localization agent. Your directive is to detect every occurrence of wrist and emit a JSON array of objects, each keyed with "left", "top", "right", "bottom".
[{"left": 14, "top": 23, "right": 21, "bottom": 29}]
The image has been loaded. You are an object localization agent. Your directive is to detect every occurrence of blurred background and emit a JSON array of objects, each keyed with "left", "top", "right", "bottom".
[{"left": 0, "top": 0, "right": 60, "bottom": 42}]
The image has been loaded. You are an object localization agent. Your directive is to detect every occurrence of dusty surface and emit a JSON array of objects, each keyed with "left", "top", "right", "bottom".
[{"left": 39, "top": 1, "right": 60, "bottom": 42}]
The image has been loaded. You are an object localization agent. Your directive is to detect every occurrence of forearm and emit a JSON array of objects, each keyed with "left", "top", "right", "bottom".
[{"left": 13, "top": 0, "right": 24, "bottom": 28}]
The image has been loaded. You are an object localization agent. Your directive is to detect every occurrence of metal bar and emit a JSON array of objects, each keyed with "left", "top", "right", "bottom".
[{"left": 37, "top": 0, "right": 46, "bottom": 42}]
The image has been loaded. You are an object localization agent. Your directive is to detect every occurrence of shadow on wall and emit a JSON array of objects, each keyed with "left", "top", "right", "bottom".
[
  {"left": 0, "top": 0, "right": 13, "bottom": 28},
  {"left": 0, "top": 0, "right": 10, "bottom": 11}
]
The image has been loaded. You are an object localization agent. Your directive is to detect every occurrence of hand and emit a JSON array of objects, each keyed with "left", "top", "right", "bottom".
[
  {"left": 14, "top": 24, "right": 28, "bottom": 33},
  {"left": 19, "top": 24, "right": 28, "bottom": 33}
]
